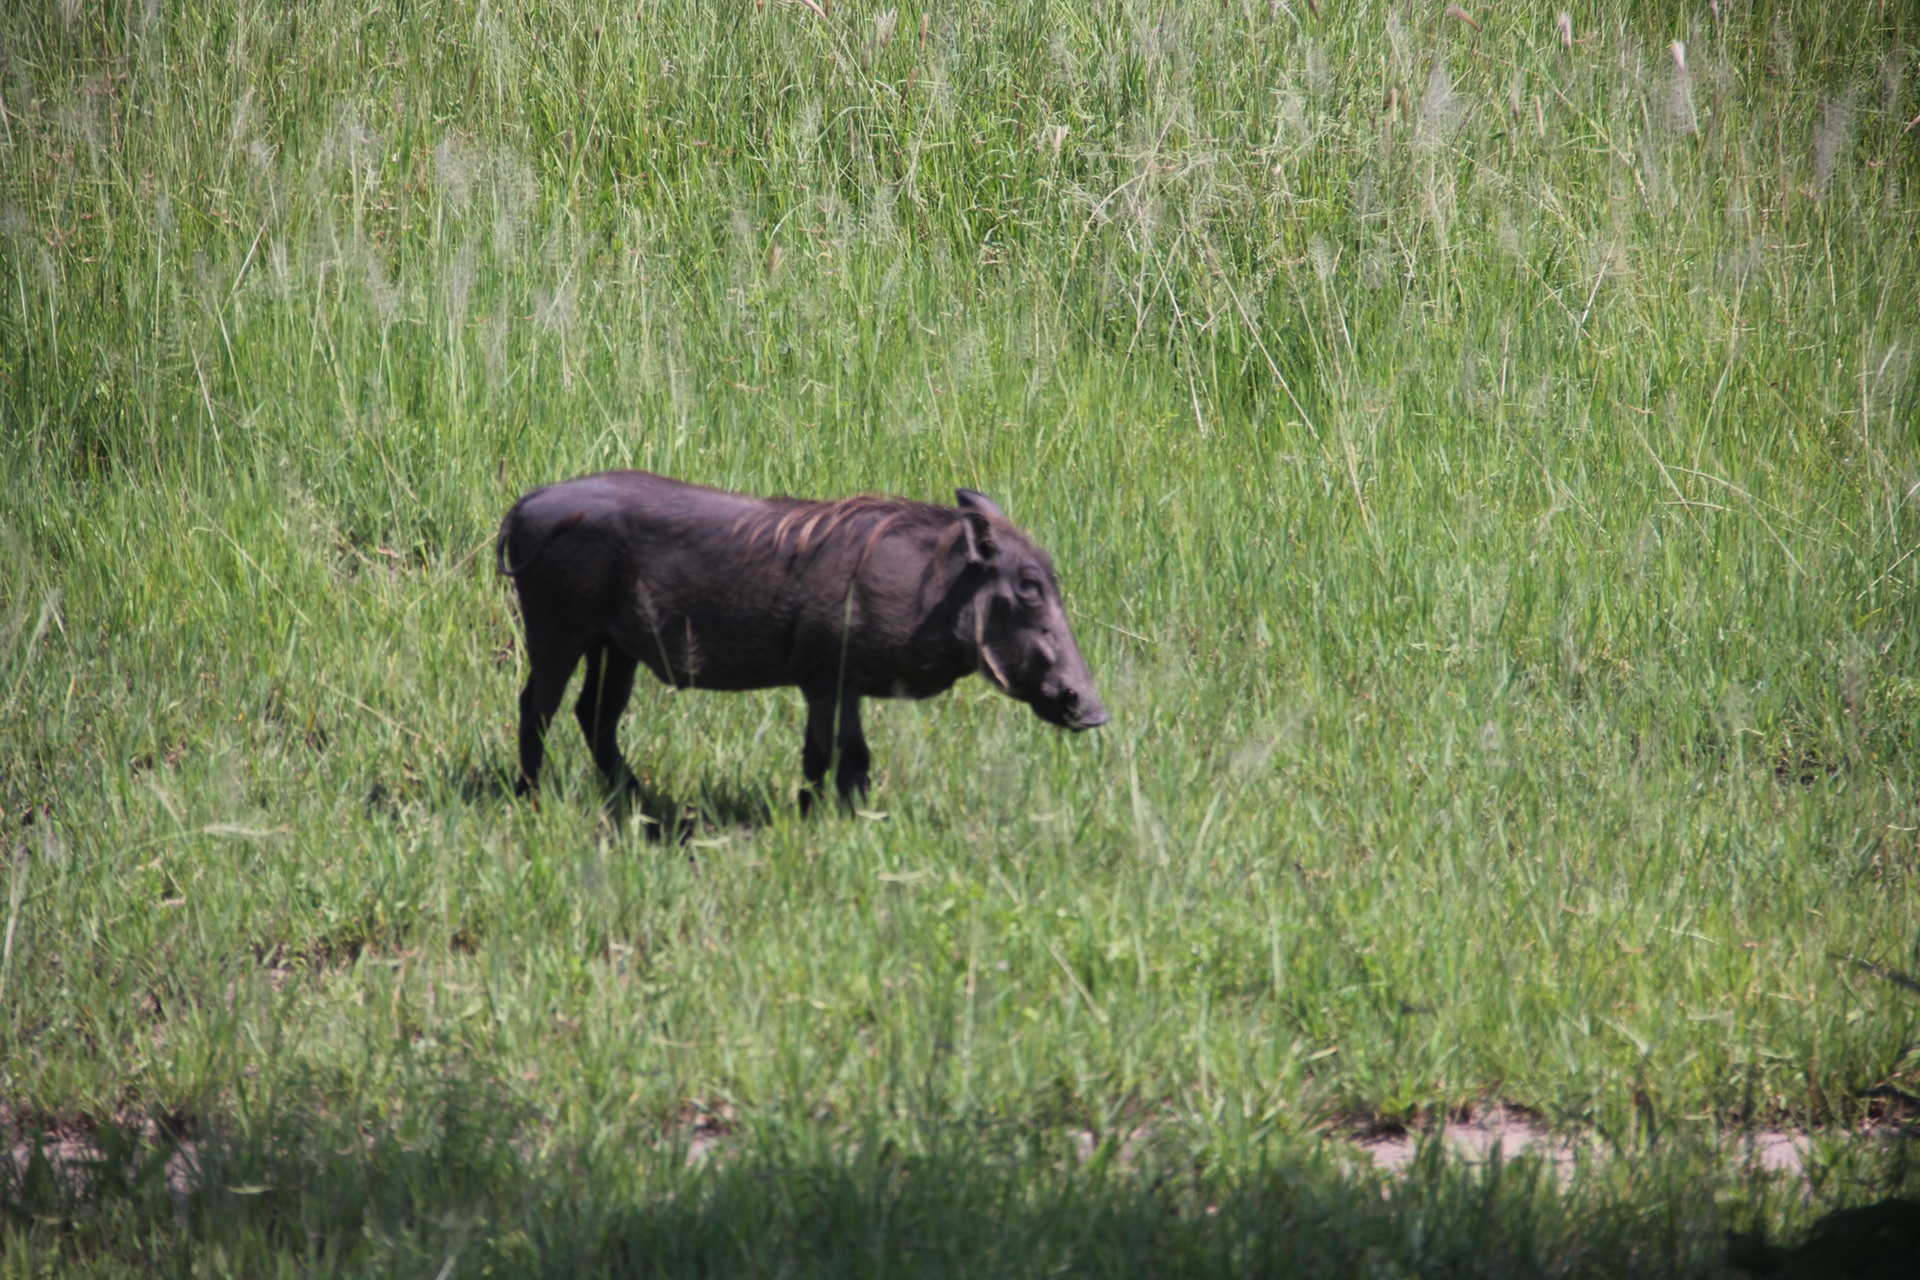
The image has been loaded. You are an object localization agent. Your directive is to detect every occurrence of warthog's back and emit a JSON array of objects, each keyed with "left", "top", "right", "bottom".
[{"left": 503, "top": 471, "right": 969, "bottom": 693}]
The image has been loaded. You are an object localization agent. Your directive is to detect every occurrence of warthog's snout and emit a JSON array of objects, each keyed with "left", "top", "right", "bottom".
[{"left": 1035, "top": 683, "right": 1108, "bottom": 732}]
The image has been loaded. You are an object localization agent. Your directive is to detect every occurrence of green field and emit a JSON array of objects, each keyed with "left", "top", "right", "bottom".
[{"left": 3, "top": 0, "right": 1918, "bottom": 1273}]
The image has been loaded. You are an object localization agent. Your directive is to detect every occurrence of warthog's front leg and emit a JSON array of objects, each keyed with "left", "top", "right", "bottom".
[{"left": 801, "top": 686, "right": 870, "bottom": 813}]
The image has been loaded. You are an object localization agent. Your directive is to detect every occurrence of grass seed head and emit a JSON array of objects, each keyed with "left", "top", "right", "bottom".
[
  {"left": 1273, "top": 82, "right": 1306, "bottom": 150},
  {"left": 1305, "top": 40, "right": 1332, "bottom": 99},
  {"left": 1415, "top": 54, "right": 1463, "bottom": 152},
  {"left": 449, "top": 245, "right": 476, "bottom": 332},
  {"left": 1496, "top": 209, "right": 1523, "bottom": 269},
  {"left": 363, "top": 245, "right": 401, "bottom": 328},
  {"left": 1360, "top": 245, "right": 1389, "bottom": 290},
  {"left": 1666, "top": 59, "right": 1697, "bottom": 135},
  {"left": 864, "top": 10, "right": 897, "bottom": 65},
  {"left": 268, "top": 237, "right": 290, "bottom": 298},
  {"left": 228, "top": 89, "right": 254, "bottom": 153},
  {"left": 481, "top": 315, "right": 509, "bottom": 392},
  {"left": 490, "top": 149, "right": 536, "bottom": 248},
  {"left": 435, "top": 137, "right": 477, "bottom": 212},
  {"left": 1384, "top": 9, "right": 1411, "bottom": 80},
  {"left": 796, "top": 97, "right": 823, "bottom": 163},
  {"left": 534, "top": 274, "right": 576, "bottom": 341},
  {"left": 1309, "top": 235, "right": 1336, "bottom": 283},
  {"left": 1813, "top": 96, "right": 1855, "bottom": 195},
  {"left": 865, "top": 184, "right": 898, "bottom": 243}
]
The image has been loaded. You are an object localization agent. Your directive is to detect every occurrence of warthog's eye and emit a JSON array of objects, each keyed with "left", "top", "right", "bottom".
[{"left": 1016, "top": 573, "right": 1046, "bottom": 606}]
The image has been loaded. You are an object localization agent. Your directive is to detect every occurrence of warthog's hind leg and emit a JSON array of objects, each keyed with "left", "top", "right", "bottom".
[
  {"left": 576, "top": 644, "right": 639, "bottom": 792},
  {"left": 517, "top": 645, "right": 583, "bottom": 796}
]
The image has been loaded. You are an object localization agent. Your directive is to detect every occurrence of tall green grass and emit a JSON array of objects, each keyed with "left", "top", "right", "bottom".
[{"left": 3, "top": 0, "right": 1918, "bottom": 1272}]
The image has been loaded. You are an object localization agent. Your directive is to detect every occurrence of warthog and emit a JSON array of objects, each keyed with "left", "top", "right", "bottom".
[{"left": 497, "top": 471, "right": 1107, "bottom": 807}]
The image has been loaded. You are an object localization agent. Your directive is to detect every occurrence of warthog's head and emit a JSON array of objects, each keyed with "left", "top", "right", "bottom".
[{"left": 954, "top": 489, "right": 1109, "bottom": 732}]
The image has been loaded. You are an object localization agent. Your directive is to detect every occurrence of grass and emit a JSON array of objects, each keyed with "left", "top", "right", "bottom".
[{"left": 2, "top": 0, "right": 1918, "bottom": 1272}]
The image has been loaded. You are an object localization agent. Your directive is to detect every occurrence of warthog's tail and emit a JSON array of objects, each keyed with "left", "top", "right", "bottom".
[{"left": 496, "top": 509, "right": 585, "bottom": 577}]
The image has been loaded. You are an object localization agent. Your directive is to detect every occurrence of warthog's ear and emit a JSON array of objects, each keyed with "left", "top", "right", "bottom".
[
  {"left": 955, "top": 489, "right": 1006, "bottom": 519},
  {"left": 958, "top": 509, "right": 998, "bottom": 564},
  {"left": 955, "top": 490, "right": 1004, "bottom": 564}
]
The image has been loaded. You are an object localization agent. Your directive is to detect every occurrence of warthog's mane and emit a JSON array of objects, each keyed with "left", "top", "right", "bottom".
[{"left": 728, "top": 495, "right": 975, "bottom": 579}]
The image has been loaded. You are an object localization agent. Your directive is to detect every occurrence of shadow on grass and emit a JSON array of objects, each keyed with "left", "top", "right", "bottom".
[
  {"left": 448, "top": 759, "right": 778, "bottom": 843},
  {"left": 618, "top": 776, "right": 779, "bottom": 844},
  {"left": 6, "top": 1081, "right": 1916, "bottom": 1279}
]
